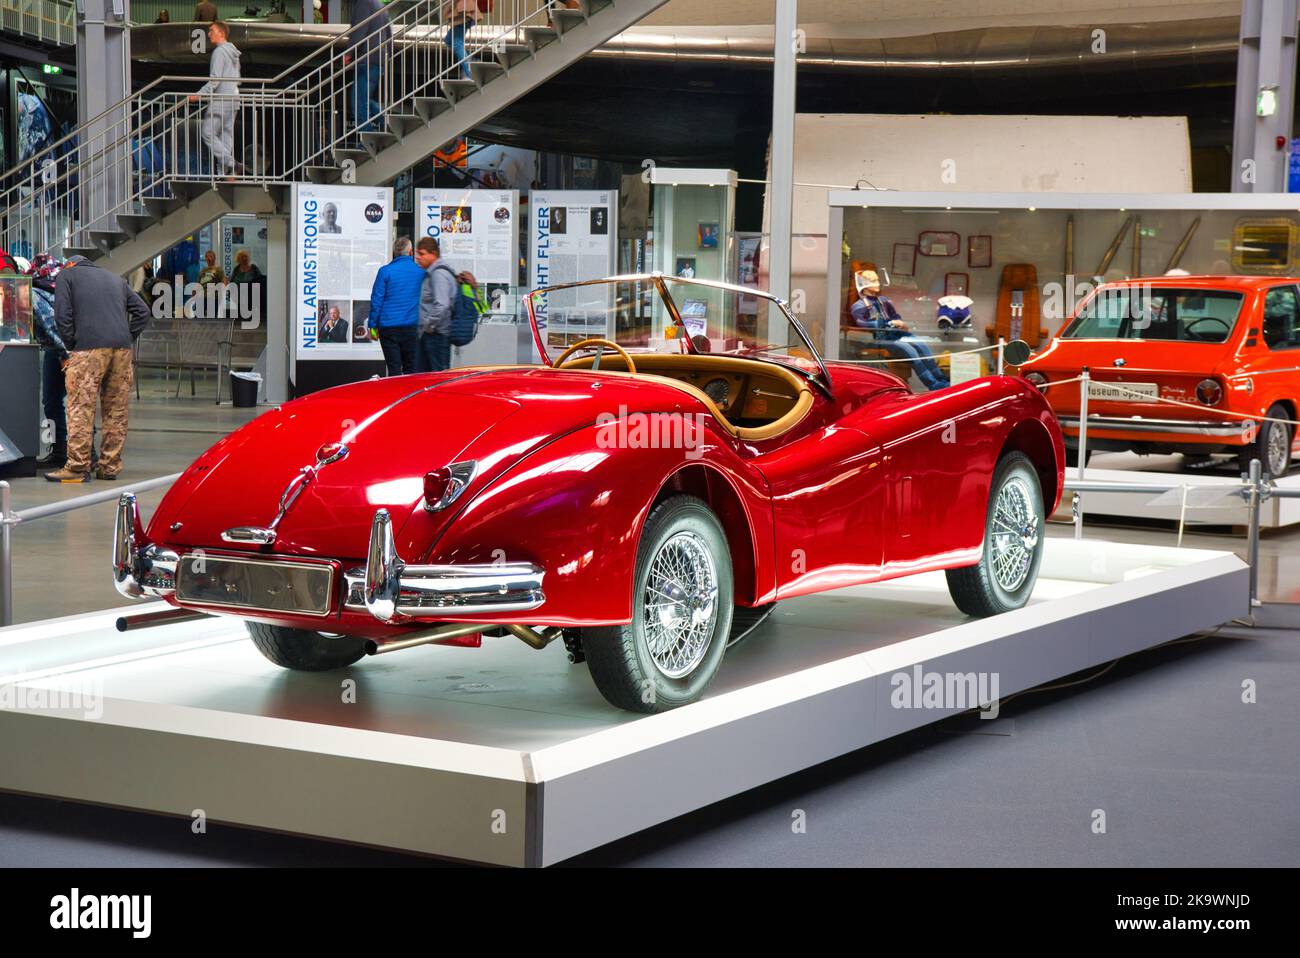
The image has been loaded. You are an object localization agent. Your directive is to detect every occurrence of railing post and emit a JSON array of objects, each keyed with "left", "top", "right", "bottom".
[
  {"left": 996, "top": 336, "right": 1005, "bottom": 375},
  {"left": 1073, "top": 367, "right": 1090, "bottom": 539},
  {"left": 1, "top": 480, "right": 13, "bottom": 627},
  {"left": 1245, "top": 457, "right": 1263, "bottom": 608},
  {"left": 1077, "top": 367, "right": 1090, "bottom": 479}
]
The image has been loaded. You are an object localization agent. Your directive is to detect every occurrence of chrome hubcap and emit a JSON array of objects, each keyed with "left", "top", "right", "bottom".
[
  {"left": 990, "top": 475, "right": 1039, "bottom": 593},
  {"left": 643, "top": 531, "right": 718, "bottom": 678},
  {"left": 1266, "top": 424, "right": 1289, "bottom": 475}
]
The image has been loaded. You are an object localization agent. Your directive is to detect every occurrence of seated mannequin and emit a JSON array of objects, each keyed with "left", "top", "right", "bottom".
[{"left": 849, "top": 269, "right": 949, "bottom": 391}]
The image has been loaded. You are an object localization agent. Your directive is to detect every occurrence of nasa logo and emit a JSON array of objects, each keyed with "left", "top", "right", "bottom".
[{"left": 364, "top": 203, "right": 384, "bottom": 223}]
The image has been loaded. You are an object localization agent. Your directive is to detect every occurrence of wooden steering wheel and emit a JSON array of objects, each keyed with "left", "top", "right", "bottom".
[{"left": 554, "top": 338, "right": 638, "bottom": 375}]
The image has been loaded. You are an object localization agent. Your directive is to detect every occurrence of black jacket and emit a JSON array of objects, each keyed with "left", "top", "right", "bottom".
[{"left": 54, "top": 257, "right": 151, "bottom": 352}]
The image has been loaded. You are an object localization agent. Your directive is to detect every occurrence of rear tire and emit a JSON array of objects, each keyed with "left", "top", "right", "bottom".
[
  {"left": 247, "top": 622, "right": 366, "bottom": 671},
  {"left": 580, "top": 495, "right": 734, "bottom": 713},
  {"left": 1239, "top": 403, "right": 1293, "bottom": 476},
  {"left": 946, "top": 451, "right": 1046, "bottom": 617}
]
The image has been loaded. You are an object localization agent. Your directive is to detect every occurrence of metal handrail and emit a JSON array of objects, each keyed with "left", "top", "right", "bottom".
[
  {"left": 0, "top": 473, "right": 179, "bottom": 626},
  {"left": 0, "top": 0, "right": 407, "bottom": 185},
  {"left": 1, "top": 0, "right": 566, "bottom": 261}
]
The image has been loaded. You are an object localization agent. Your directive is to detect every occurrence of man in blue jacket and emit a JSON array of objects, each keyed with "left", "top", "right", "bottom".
[{"left": 368, "top": 236, "right": 424, "bottom": 375}]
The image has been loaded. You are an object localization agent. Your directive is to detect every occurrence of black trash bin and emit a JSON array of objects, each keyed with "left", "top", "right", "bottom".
[{"left": 230, "top": 371, "right": 261, "bottom": 408}]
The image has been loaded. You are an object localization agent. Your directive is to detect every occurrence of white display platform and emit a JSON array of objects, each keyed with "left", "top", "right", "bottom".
[
  {"left": 1062, "top": 452, "right": 1300, "bottom": 529},
  {"left": 0, "top": 540, "right": 1248, "bottom": 866}
]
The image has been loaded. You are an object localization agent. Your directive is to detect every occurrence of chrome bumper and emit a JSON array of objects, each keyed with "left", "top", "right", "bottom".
[
  {"left": 1060, "top": 416, "right": 1245, "bottom": 438},
  {"left": 113, "top": 496, "right": 544, "bottom": 622},
  {"left": 112, "top": 493, "right": 179, "bottom": 599},
  {"left": 345, "top": 509, "right": 546, "bottom": 624}
]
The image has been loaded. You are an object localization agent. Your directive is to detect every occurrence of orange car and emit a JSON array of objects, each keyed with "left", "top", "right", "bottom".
[{"left": 1019, "top": 276, "right": 1299, "bottom": 475}]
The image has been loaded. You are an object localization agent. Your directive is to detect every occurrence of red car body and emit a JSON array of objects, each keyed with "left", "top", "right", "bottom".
[
  {"left": 1019, "top": 275, "right": 1300, "bottom": 471},
  {"left": 113, "top": 277, "right": 1064, "bottom": 664}
]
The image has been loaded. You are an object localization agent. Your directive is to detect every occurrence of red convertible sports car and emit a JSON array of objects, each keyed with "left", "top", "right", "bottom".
[{"left": 113, "top": 275, "right": 1064, "bottom": 712}]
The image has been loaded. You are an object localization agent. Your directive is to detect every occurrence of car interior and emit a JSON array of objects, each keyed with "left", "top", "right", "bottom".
[{"left": 556, "top": 349, "right": 816, "bottom": 441}]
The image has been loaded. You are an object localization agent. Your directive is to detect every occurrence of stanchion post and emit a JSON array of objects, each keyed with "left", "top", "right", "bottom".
[
  {"left": 997, "top": 337, "right": 1005, "bottom": 375},
  {"left": 1074, "top": 368, "right": 1090, "bottom": 539},
  {"left": 0, "top": 480, "right": 12, "bottom": 628},
  {"left": 1077, "top": 367, "right": 1090, "bottom": 479},
  {"left": 1246, "top": 457, "right": 1263, "bottom": 608}
]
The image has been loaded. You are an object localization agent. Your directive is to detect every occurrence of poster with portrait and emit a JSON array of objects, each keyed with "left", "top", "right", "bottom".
[
  {"left": 417, "top": 188, "right": 519, "bottom": 316},
  {"left": 528, "top": 190, "right": 618, "bottom": 343},
  {"left": 290, "top": 183, "right": 393, "bottom": 377}
]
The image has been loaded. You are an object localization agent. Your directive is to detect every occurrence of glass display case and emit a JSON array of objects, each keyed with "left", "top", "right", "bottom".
[
  {"left": 825, "top": 192, "right": 1300, "bottom": 391},
  {"left": 649, "top": 168, "right": 737, "bottom": 286},
  {"left": 0, "top": 274, "right": 34, "bottom": 344},
  {"left": 647, "top": 168, "right": 739, "bottom": 345}
]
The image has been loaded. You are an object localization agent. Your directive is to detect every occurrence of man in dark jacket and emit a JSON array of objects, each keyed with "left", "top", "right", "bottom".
[
  {"left": 46, "top": 257, "right": 151, "bottom": 482},
  {"left": 345, "top": 0, "right": 392, "bottom": 133}
]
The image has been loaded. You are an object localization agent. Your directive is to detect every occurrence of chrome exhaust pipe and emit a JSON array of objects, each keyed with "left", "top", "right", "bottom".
[
  {"left": 504, "top": 624, "right": 562, "bottom": 650},
  {"left": 363, "top": 623, "right": 563, "bottom": 655},
  {"left": 115, "top": 607, "right": 213, "bottom": 632},
  {"left": 364, "top": 623, "right": 489, "bottom": 655}
]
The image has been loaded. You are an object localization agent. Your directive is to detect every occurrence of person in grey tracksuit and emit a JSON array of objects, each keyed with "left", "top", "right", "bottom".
[{"left": 195, "top": 21, "right": 242, "bottom": 176}]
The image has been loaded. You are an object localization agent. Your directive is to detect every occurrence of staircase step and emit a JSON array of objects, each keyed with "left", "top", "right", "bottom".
[
  {"left": 62, "top": 245, "right": 100, "bottom": 260},
  {"left": 414, "top": 96, "right": 453, "bottom": 121},
  {"left": 495, "top": 42, "right": 533, "bottom": 68},
  {"left": 332, "top": 147, "right": 372, "bottom": 167},
  {"left": 550, "top": 6, "right": 588, "bottom": 31},
  {"left": 523, "top": 25, "right": 560, "bottom": 51},
  {"left": 169, "top": 181, "right": 209, "bottom": 203},
  {"left": 385, "top": 110, "right": 424, "bottom": 136},
  {"left": 469, "top": 61, "right": 506, "bottom": 85},
  {"left": 88, "top": 228, "right": 128, "bottom": 251},
  {"left": 304, "top": 166, "right": 342, "bottom": 184},
  {"left": 143, "top": 197, "right": 181, "bottom": 221},
  {"left": 114, "top": 213, "right": 157, "bottom": 236},
  {"left": 360, "top": 130, "right": 399, "bottom": 155},
  {"left": 441, "top": 78, "right": 479, "bottom": 101}
]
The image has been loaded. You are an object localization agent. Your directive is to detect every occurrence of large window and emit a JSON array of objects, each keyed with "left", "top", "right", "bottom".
[{"left": 1062, "top": 287, "right": 1244, "bottom": 343}]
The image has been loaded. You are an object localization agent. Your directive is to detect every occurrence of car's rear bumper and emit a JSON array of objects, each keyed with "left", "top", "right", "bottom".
[
  {"left": 114, "top": 495, "right": 546, "bottom": 625},
  {"left": 348, "top": 509, "right": 546, "bottom": 624},
  {"left": 1060, "top": 415, "right": 1246, "bottom": 442}
]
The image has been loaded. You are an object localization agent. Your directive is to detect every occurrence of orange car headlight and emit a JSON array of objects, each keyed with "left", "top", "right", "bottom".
[{"left": 1023, "top": 371, "right": 1049, "bottom": 392}]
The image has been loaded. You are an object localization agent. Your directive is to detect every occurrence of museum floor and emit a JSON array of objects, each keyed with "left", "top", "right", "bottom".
[{"left": 2, "top": 369, "right": 1297, "bottom": 866}]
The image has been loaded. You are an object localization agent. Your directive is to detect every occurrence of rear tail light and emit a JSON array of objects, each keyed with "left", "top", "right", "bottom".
[
  {"left": 1196, "top": 378, "right": 1223, "bottom": 406},
  {"left": 424, "top": 460, "right": 477, "bottom": 512},
  {"left": 1023, "top": 371, "right": 1049, "bottom": 392}
]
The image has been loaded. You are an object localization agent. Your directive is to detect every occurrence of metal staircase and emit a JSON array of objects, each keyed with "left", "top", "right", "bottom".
[{"left": 0, "top": 0, "right": 666, "bottom": 275}]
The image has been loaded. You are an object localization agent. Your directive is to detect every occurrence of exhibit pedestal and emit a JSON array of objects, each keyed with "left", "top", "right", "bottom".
[
  {"left": 1060, "top": 454, "right": 1300, "bottom": 529},
  {"left": 0, "top": 539, "right": 1248, "bottom": 866}
]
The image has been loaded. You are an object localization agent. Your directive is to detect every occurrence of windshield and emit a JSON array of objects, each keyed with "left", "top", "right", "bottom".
[
  {"left": 524, "top": 275, "right": 830, "bottom": 387},
  {"left": 1062, "top": 286, "right": 1245, "bottom": 343}
]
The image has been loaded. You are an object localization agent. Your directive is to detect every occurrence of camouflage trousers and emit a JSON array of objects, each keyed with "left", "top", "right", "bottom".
[{"left": 65, "top": 348, "right": 134, "bottom": 476}]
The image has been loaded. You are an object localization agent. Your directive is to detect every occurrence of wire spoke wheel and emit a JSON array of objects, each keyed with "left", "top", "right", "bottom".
[
  {"left": 989, "top": 475, "right": 1038, "bottom": 593},
  {"left": 643, "top": 530, "right": 718, "bottom": 678}
]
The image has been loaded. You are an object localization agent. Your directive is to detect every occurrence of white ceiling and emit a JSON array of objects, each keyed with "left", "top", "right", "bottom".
[{"left": 639, "top": 0, "right": 1241, "bottom": 35}]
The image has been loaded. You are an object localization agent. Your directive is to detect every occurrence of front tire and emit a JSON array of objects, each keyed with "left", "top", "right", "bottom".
[
  {"left": 946, "top": 451, "right": 1046, "bottom": 617},
  {"left": 580, "top": 495, "right": 734, "bottom": 713},
  {"left": 1239, "top": 403, "right": 1293, "bottom": 476},
  {"left": 247, "top": 622, "right": 366, "bottom": 671}
]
